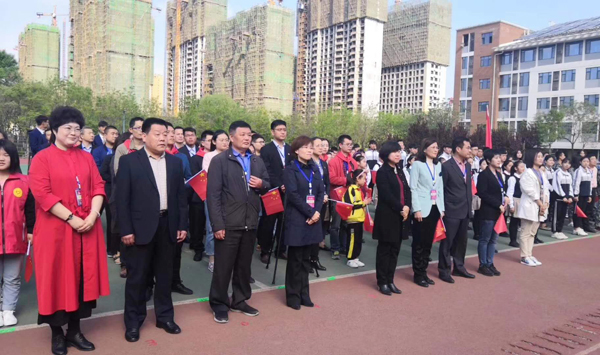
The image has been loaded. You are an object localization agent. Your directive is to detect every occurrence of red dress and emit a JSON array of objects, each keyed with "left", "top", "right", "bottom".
[{"left": 29, "top": 145, "right": 110, "bottom": 317}]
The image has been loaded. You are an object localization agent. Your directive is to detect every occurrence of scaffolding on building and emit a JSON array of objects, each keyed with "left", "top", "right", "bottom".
[
  {"left": 18, "top": 24, "right": 60, "bottom": 82},
  {"left": 294, "top": 0, "right": 308, "bottom": 116}
]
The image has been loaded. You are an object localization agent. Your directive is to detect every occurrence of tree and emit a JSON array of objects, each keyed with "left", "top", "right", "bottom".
[
  {"left": 560, "top": 102, "right": 600, "bottom": 153},
  {"left": 535, "top": 109, "right": 566, "bottom": 149},
  {"left": 0, "top": 51, "right": 21, "bottom": 86}
]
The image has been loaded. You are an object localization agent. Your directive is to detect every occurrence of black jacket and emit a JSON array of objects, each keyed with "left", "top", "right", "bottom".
[
  {"left": 261, "top": 141, "right": 291, "bottom": 188},
  {"left": 442, "top": 158, "right": 473, "bottom": 219},
  {"left": 177, "top": 145, "right": 198, "bottom": 162},
  {"left": 313, "top": 158, "right": 330, "bottom": 194},
  {"left": 99, "top": 154, "right": 113, "bottom": 199},
  {"left": 116, "top": 148, "right": 188, "bottom": 244},
  {"left": 206, "top": 148, "right": 270, "bottom": 232},
  {"left": 476, "top": 168, "right": 504, "bottom": 221},
  {"left": 373, "top": 163, "right": 411, "bottom": 243},
  {"left": 283, "top": 160, "right": 324, "bottom": 247}
]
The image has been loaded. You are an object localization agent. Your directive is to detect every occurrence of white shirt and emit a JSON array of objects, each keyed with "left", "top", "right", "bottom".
[
  {"left": 275, "top": 142, "right": 286, "bottom": 167},
  {"left": 186, "top": 145, "right": 197, "bottom": 156},
  {"left": 440, "top": 152, "right": 452, "bottom": 162},
  {"left": 147, "top": 151, "right": 168, "bottom": 210},
  {"left": 365, "top": 149, "right": 379, "bottom": 162}
]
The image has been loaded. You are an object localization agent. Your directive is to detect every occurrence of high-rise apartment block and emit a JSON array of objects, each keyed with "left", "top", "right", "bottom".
[
  {"left": 454, "top": 21, "right": 528, "bottom": 130},
  {"left": 204, "top": 4, "right": 295, "bottom": 116},
  {"left": 380, "top": 0, "right": 451, "bottom": 114},
  {"left": 165, "top": 0, "right": 227, "bottom": 114},
  {"left": 297, "top": 0, "right": 388, "bottom": 116},
  {"left": 18, "top": 24, "right": 60, "bottom": 83},
  {"left": 69, "top": 0, "right": 154, "bottom": 103}
]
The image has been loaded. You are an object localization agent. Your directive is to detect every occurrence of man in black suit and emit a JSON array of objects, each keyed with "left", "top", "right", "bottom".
[
  {"left": 177, "top": 127, "right": 199, "bottom": 160},
  {"left": 93, "top": 120, "right": 108, "bottom": 148},
  {"left": 29, "top": 115, "right": 50, "bottom": 157},
  {"left": 439, "top": 137, "right": 476, "bottom": 283},
  {"left": 117, "top": 118, "right": 188, "bottom": 342},
  {"left": 257, "top": 119, "right": 291, "bottom": 263}
]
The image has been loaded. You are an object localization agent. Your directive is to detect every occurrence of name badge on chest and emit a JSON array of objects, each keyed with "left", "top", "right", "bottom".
[
  {"left": 430, "top": 190, "right": 437, "bottom": 201},
  {"left": 306, "top": 195, "right": 315, "bottom": 208}
]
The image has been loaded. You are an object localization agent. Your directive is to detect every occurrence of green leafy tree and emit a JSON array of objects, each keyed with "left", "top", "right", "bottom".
[
  {"left": 535, "top": 109, "right": 566, "bottom": 149},
  {"left": 0, "top": 50, "right": 21, "bottom": 86}
]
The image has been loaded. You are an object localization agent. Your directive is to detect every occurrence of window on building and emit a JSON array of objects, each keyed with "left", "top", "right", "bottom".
[
  {"left": 460, "top": 100, "right": 469, "bottom": 113},
  {"left": 519, "top": 72, "right": 530, "bottom": 87},
  {"left": 521, "top": 49, "right": 536, "bottom": 62},
  {"left": 500, "top": 74, "right": 511, "bottom": 88},
  {"left": 480, "top": 56, "right": 492, "bottom": 67},
  {"left": 539, "top": 72, "right": 552, "bottom": 84},
  {"left": 478, "top": 101, "right": 489, "bottom": 112},
  {"left": 482, "top": 32, "right": 493, "bottom": 45},
  {"left": 560, "top": 96, "right": 574, "bottom": 107},
  {"left": 565, "top": 41, "right": 583, "bottom": 56},
  {"left": 539, "top": 45, "right": 555, "bottom": 60},
  {"left": 501, "top": 52, "right": 512, "bottom": 65},
  {"left": 461, "top": 57, "right": 468, "bottom": 70},
  {"left": 584, "top": 94, "right": 600, "bottom": 107},
  {"left": 537, "top": 98, "right": 551, "bottom": 109},
  {"left": 586, "top": 67, "right": 600, "bottom": 80},
  {"left": 461, "top": 78, "right": 467, "bottom": 91},
  {"left": 518, "top": 97, "right": 528, "bottom": 111},
  {"left": 586, "top": 39, "right": 600, "bottom": 54},
  {"left": 499, "top": 98, "right": 510, "bottom": 111},
  {"left": 561, "top": 69, "right": 576, "bottom": 82},
  {"left": 479, "top": 79, "right": 491, "bottom": 89}
]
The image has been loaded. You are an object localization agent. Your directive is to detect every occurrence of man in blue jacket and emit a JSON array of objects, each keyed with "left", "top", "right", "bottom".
[{"left": 29, "top": 115, "right": 50, "bottom": 157}]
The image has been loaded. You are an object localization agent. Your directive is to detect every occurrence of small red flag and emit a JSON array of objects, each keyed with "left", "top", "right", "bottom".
[
  {"left": 364, "top": 207, "right": 374, "bottom": 233},
  {"left": 371, "top": 171, "right": 377, "bottom": 185},
  {"left": 335, "top": 201, "right": 353, "bottom": 221},
  {"left": 575, "top": 205, "right": 588, "bottom": 218},
  {"left": 494, "top": 214, "right": 508, "bottom": 234},
  {"left": 187, "top": 170, "right": 208, "bottom": 200},
  {"left": 433, "top": 219, "right": 447, "bottom": 243},
  {"left": 25, "top": 241, "right": 33, "bottom": 282},
  {"left": 261, "top": 188, "right": 284, "bottom": 216},
  {"left": 471, "top": 178, "right": 477, "bottom": 195},
  {"left": 485, "top": 106, "right": 493, "bottom": 148},
  {"left": 332, "top": 186, "right": 348, "bottom": 201}
]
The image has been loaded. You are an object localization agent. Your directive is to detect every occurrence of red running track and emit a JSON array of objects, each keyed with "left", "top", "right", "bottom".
[{"left": 3, "top": 236, "right": 600, "bottom": 355}]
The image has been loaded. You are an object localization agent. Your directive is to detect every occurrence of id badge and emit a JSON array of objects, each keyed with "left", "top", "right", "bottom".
[
  {"left": 306, "top": 195, "right": 315, "bottom": 208},
  {"left": 75, "top": 188, "right": 83, "bottom": 207},
  {"left": 430, "top": 190, "right": 437, "bottom": 201}
]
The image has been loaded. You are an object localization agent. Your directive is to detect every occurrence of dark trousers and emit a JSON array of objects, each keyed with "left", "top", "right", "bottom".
[
  {"left": 172, "top": 242, "right": 183, "bottom": 286},
  {"left": 438, "top": 216, "right": 469, "bottom": 276},
  {"left": 574, "top": 197, "right": 592, "bottom": 229},
  {"left": 209, "top": 229, "right": 256, "bottom": 312},
  {"left": 412, "top": 205, "right": 440, "bottom": 280},
  {"left": 376, "top": 241, "right": 401, "bottom": 286},
  {"left": 473, "top": 210, "right": 481, "bottom": 238},
  {"left": 104, "top": 202, "right": 119, "bottom": 255},
  {"left": 346, "top": 223, "right": 364, "bottom": 260},
  {"left": 552, "top": 200, "right": 568, "bottom": 233},
  {"left": 124, "top": 216, "right": 175, "bottom": 329},
  {"left": 189, "top": 202, "right": 206, "bottom": 253},
  {"left": 258, "top": 212, "right": 285, "bottom": 256},
  {"left": 310, "top": 243, "right": 319, "bottom": 260},
  {"left": 285, "top": 245, "right": 311, "bottom": 307},
  {"left": 509, "top": 217, "right": 521, "bottom": 243}
]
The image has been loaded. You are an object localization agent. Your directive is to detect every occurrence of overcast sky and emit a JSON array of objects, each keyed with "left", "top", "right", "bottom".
[{"left": 1, "top": 0, "right": 597, "bottom": 98}]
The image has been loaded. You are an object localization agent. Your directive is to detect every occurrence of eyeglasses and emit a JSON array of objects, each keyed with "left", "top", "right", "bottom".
[
  {"left": 131, "top": 127, "right": 143, "bottom": 131},
  {"left": 61, "top": 126, "right": 81, "bottom": 134}
]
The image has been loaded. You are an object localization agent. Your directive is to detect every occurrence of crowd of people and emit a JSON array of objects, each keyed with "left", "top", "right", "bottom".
[{"left": 0, "top": 106, "right": 598, "bottom": 354}]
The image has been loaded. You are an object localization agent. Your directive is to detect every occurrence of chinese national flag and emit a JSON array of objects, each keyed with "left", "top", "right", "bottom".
[
  {"left": 187, "top": 170, "right": 208, "bottom": 201},
  {"left": 366, "top": 188, "right": 373, "bottom": 200},
  {"left": 471, "top": 178, "right": 478, "bottom": 195},
  {"left": 25, "top": 241, "right": 33, "bottom": 282},
  {"left": 364, "top": 208, "right": 374, "bottom": 233},
  {"left": 261, "top": 188, "right": 284, "bottom": 216},
  {"left": 371, "top": 171, "right": 377, "bottom": 185},
  {"left": 336, "top": 201, "right": 353, "bottom": 221},
  {"left": 575, "top": 205, "right": 588, "bottom": 218},
  {"left": 494, "top": 214, "right": 508, "bottom": 234},
  {"left": 486, "top": 106, "right": 493, "bottom": 148},
  {"left": 433, "top": 219, "right": 447, "bottom": 243},
  {"left": 332, "top": 186, "right": 348, "bottom": 201}
]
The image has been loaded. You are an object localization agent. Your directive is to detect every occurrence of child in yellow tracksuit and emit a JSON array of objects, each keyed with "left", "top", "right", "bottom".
[{"left": 343, "top": 169, "right": 372, "bottom": 268}]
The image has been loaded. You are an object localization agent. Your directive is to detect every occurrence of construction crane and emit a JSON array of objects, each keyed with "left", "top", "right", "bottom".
[{"left": 36, "top": 5, "right": 69, "bottom": 80}]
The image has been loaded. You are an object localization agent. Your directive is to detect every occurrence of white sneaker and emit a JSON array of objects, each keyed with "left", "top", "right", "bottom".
[
  {"left": 346, "top": 260, "right": 359, "bottom": 268},
  {"left": 354, "top": 259, "right": 365, "bottom": 267},
  {"left": 573, "top": 228, "right": 588, "bottom": 236},
  {"left": 530, "top": 256, "right": 542, "bottom": 266},
  {"left": 520, "top": 257, "right": 537, "bottom": 267},
  {"left": 551, "top": 232, "right": 562, "bottom": 239},
  {"left": 558, "top": 232, "right": 569, "bottom": 240},
  {"left": 2, "top": 310, "right": 17, "bottom": 326}
]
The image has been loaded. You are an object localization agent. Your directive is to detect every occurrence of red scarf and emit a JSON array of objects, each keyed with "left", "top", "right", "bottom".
[{"left": 165, "top": 145, "right": 178, "bottom": 155}]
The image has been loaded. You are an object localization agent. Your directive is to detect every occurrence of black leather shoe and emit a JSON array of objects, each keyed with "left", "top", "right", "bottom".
[
  {"left": 288, "top": 304, "right": 301, "bottom": 310},
  {"left": 439, "top": 274, "right": 455, "bottom": 284},
  {"left": 378, "top": 284, "right": 393, "bottom": 295},
  {"left": 145, "top": 287, "right": 153, "bottom": 302},
  {"left": 260, "top": 253, "right": 269, "bottom": 264},
  {"left": 125, "top": 328, "right": 140, "bottom": 342},
  {"left": 489, "top": 264, "right": 501, "bottom": 276},
  {"left": 193, "top": 252, "right": 203, "bottom": 262},
  {"left": 249, "top": 276, "right": 256, "bottom": 284},
  {"left": 534, "top": 237, "right": 544, "bottom": 244},
  {"left": 388, "top": 283, "right": 402, "bottom": 294},
  {"left": 313, "top": 260, "right": 327, "bottom": 271},
  {"left": 415, "top": 279, "right": 429, "bottom": 288},
  {"left": 52, "top": 334, "right": 67, "bottom": 355},
  {"left": 508, "top": 241, "right": 520, "bottom": 248},
  {"left": 477, "top": 265, "right": 494, "bottom": 277},
  {"left": 172, "top": 283, "right": 193, "bottom": 295},
  {"left": 452, "top": 270, "right": 475, "bottom": 279},
  {"left": 66, "top": 332, "right": 95, "bottom": 351},
  {"left": 425, "top": 276, "right": 435, "bottom": 285},
  {"left": 301, "top": 299, "right": 314, "bottom": 307},
  {"left": 156, "top": 321, "right": 181, "bottom": 334}
]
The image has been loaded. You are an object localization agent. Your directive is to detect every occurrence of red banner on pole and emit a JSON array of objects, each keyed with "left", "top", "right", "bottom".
[
  {"left": 332, "top": 186, "right": 348, "bottom": 201},
  {"left": 25, "top": 241, "right": 33, "bottom": 282},
  {"left": 261, "top": 188, "right": 284, "bottom": 216},
  {"left": 364, "top": 207, "right": 374, "bottom": 233},
  {"left": 485, "top": 106, "right": 493, "bottom": 148},
  {"left": 187, "top": 170, "right": 208, "bottom": 201}
]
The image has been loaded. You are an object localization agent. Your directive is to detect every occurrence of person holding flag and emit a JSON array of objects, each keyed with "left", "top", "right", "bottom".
[
  {"left": 282, "top": 136, "right": 324, "bottom": 310},
  {"left": 342, "top": 169, "right": 372, "bottom": 268},
  {"left": 372, "top": 142, "right": 410, "bottom": 295},
  {"left": 516, "top": 149, "right": 549, "bottom": 267}
]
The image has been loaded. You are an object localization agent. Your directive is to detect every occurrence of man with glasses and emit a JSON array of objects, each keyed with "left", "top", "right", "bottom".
[
  {"left": 197, "top": 130, "right": 214, "bottom": 158},
  {"left": 179, "top": 127, "right": 199, "bottom": 160}
]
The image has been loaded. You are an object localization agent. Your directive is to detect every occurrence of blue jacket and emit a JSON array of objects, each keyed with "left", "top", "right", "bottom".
[
  {"left": 93, "top": 134, "right": 104, "bottom": 149},
  {"left": 410, "top": 160, "right": 445, "bottom": 218},
  {"left": 92, "top": 144, "right": 113, "bottom": 170},
  {"left": 283, "top": 160, "right": 324, "bottom": 247},
  {"left": 174, "top": 152, "right": 192, "bottom": 180},
  {"left": 29, "top": 128, "right": 49, "bottom": 157}
]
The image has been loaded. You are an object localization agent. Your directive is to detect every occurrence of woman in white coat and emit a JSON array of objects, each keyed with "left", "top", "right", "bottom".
[{"left": 516, "top": 149, "right": 549, "bottom": 267}]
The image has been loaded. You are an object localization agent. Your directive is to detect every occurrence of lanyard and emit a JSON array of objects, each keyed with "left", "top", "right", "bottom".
[
  {"left": 295, "top": 161, "right": 314, "bottom": 195},
  {"left": 317, "top": 159, "right": 324, "bottom": 177},
  {"left": 76, "top": 176, "right": 82, "bottom": 190},
  {"left": 425, "top": 162, "right": 437, "bottom": 186},
  {"left": 496, "top": 173, "right": 504, "bottom": 190}
]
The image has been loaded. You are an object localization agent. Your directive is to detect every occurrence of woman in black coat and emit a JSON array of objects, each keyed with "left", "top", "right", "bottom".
[
  {"left": 283, "top": 136, "right": 325, "bottom": 310},
  {"left": 373, "top": 142, "right": 411, "bottom": 296}
]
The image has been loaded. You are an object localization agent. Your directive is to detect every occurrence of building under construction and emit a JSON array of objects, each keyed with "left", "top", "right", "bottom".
[
  {"left": 165, "top": 0, "right": 228, "bottom": 114},
  {"left": 18, "top": 24, "right": 60, "bottom": 82},
  {"left": 296, "top": 0, "right": 388, "bottom": 117},
  {"left": 380, "top": 0, "right": 452, "bottom": 114},
  {"left": 204, "top": 4, "right": 295, "bottom": 116},
  {"left": 69, "top": 0, "right": 154, "bottom": 103}
]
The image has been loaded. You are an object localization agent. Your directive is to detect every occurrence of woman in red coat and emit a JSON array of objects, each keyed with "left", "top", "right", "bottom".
[{"left": 29, "top": 106, "right": 110, "bottom": 355}]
